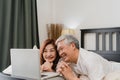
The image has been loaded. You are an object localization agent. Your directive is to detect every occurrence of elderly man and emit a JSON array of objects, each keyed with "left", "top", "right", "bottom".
[{"left": 55, "top": 34, "right": 120, "bottom": 80}]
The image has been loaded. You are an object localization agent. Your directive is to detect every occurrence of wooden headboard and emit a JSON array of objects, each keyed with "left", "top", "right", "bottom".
[{"left": 80, "top": 27, "right": 120, "bottom": 62}]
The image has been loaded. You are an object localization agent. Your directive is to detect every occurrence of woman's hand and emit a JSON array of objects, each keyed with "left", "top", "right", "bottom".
[
  {"left": 56, "top": 61, "right": 79, "bottom": 80},
  {"left": 41, "top": 61, "right": 53, "bottom": 72}
]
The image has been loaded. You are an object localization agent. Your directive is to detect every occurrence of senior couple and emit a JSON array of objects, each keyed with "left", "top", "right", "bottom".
[
  {"left": 41, "top": 35, "right": 120, "bottom": 80},
  {"left": 3, "top": 35, "right": 120, "bottom": 80}
]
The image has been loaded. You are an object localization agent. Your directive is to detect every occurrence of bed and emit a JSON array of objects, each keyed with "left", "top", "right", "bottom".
[{"left": 80, "top": 27, "right": 120, "bottom": 62}]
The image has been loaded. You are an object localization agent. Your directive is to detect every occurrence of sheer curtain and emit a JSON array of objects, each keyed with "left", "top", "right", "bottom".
[
  {"left": 47, "top": 24, "right": 63, "bottom": 41},
  {"left": 0, "top": 0, "right": 39, "bottom": 71}
]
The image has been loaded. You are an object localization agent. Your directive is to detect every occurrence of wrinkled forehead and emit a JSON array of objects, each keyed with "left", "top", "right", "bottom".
[{"left": 57, "top": 40, "right": 65, "bottom": 50}]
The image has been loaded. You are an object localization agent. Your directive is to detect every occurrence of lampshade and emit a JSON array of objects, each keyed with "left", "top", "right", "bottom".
[{"left": 61, "top": 29, "right": 75, "bottom": 35}]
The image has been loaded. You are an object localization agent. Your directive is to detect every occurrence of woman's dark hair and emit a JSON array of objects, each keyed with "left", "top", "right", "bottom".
[{"left": 40, "top": 39, "right": 60, "bottom": 71}]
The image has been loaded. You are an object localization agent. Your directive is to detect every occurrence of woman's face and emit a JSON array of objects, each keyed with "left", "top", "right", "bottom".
[{"left": 43, "top": 44, "right": 57, "bottom": 63}]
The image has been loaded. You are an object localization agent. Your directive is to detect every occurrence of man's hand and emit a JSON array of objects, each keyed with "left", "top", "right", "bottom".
[{"left": 56, "top": 61, "right": 79, "bottom": 80}]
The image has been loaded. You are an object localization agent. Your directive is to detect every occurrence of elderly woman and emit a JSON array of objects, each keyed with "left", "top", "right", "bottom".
[{"left": 40, "top": 39, "right": 60, "bottom": 72}]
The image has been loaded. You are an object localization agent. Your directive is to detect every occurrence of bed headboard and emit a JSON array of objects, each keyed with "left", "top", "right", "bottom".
[{"left": 80, "top": 27, "right": 120, "bottom": 62}]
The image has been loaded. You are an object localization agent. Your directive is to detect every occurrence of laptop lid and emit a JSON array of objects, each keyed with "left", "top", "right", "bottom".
[
  {"left": 10, "top": 49, "right": 60, "bottom": 80},
  {"left": 10, "top": 49, "right": 41, "bottom": 79}
]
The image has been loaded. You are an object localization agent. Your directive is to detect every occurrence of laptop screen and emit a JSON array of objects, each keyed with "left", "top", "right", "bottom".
[
  {"left": 10, "top": 49, "right": 60, "bottom": 80},
  {"left": 10, "top": 49, "right": 41, "bottom": 79}
]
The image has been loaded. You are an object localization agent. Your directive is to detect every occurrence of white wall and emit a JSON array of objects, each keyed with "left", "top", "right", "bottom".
[
  {"left": 37, "top": 0, "right": 52, "bottom": 44},
  {"left": 37, "top": 0, "right": 120, "bottom": 45}
]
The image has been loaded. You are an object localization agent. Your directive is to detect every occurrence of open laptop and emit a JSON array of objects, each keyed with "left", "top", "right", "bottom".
[{"left": 10, "top": 49, "right": 59, "bottom": 80}]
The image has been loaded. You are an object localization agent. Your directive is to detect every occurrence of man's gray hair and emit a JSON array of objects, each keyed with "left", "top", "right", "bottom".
[{"left": 56, "top": 35, "right": 79, "bottom": 49}]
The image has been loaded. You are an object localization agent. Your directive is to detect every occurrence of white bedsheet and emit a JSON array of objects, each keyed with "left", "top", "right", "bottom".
[{"left": 103, "top": 72, "right": 120, "bottom": 80}]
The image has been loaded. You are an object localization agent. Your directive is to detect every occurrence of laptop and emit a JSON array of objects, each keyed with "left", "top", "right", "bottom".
[{"left": 10, "top": 49, "right": 59, "bottom": 80}]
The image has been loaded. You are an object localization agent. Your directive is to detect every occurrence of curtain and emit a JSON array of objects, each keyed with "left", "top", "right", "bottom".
[
  {"left": 47, "top": 24, "right": 63, "bottom": 41},
  {"left": 0, "top": 0, "right": 39, "bottom": 71}
]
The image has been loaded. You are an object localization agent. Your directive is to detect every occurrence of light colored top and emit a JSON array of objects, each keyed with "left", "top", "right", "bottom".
[{"left": 72, "top": 48, "right": 120, "bottom": 80}]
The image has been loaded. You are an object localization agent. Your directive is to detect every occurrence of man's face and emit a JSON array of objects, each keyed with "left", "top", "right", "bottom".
[{"left": 57, "top": 40, "right": 74, "bottom": 62}]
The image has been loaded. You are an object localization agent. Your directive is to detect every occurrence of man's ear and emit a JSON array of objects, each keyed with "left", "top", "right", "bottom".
[{"left": 70, "top": 42, "right": 76, "bottom": 49}]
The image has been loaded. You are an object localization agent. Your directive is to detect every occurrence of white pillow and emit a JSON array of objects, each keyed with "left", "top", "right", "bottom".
[{"left": 2, "top": 65, "right": 12, "bottom": 74}]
